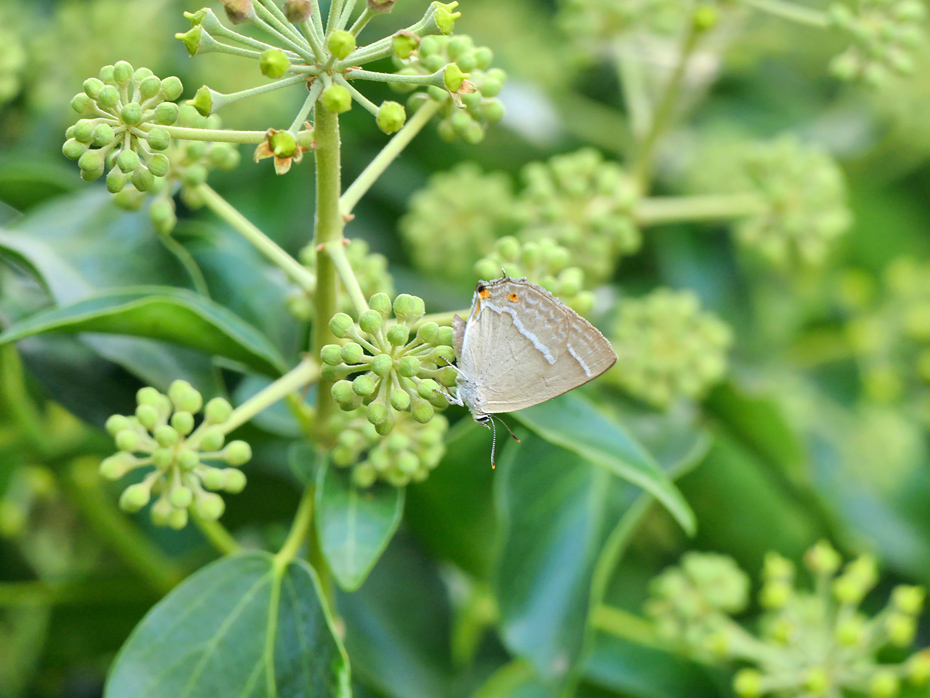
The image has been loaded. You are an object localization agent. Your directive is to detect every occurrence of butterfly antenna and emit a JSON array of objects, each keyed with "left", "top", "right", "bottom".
[
  {"left": 498, "top": 416, "right": 521, "bottom": 444},
  {"left": 488, "top": 416, "right": 497, "bottom": 469}
]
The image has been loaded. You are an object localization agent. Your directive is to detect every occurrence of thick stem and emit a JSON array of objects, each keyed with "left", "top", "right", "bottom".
[
  {"left": 275, "top": 487, "right": 315, "bottom": 567},
  {"left": 340, "top": 100, "right": 442, "bottom": 217},
  {"left": 221, "top": 359, "right": 321, "bottom": 434},
  {"left": 192, "top": 516, "right": 241, "bottom": 555},
  {"left": 631, "top": 16, "right": 702, "bottom": 190},
  {"left": 614, "top": 45, "right": 652, "bottom": 142},
  {"left": 312, "top": 107, "right": 344, "bottom": 436},
  {"left": 635, "top": 193, "right": 766, "bottom": 226},
  {"left": 324, "top": 240, "right": 369, "bottom": 315},
  {"left": 197, "top": 184, "right": 316, "bottom": 292},
  {"left": 158, "top": 126, "right": 291, "bottom": 144}
]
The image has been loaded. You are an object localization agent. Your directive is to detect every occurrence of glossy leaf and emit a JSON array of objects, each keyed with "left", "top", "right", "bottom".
[
  {"left": 316, "top": 462, "right": 405, "bottom": 591},
  {"left": 513, "top": 394, "right": 696, "bottom": 535},
  {"left": 106, "top": 552, "right": 350, "bottom": 698},
  {"left": 493, "top": 432, "right": 631, "bottom": 681},
  {"left": 0, "top": 287, "right": 288, "bottom": 376},
  {"left": 471, "top": 661, "right": 557, "bottom": 698}
]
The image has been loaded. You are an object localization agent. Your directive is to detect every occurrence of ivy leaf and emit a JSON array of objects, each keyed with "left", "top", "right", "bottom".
[
  {"left": 513, "top": 394, "right": 696, "bottom": 535},
  {"left": 106, "top": 552, "right": 350, "bottom": 698},
  {"left": 316, "top": 461, "right": 405, "bottom": 591},
  {"left": 0, "top": 287, "right": 288, "bottom": 376}
]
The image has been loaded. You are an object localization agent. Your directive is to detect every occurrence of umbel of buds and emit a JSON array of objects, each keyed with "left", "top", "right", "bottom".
[
  {"left": 475, "top": 236, "right": 595, "bottom": 316},
  {"left": 323, "top": 293, "right": 456, "bottom": 435},
  {"left": 100, "top": 381, "right": 251, "bottom": 529},
  {"left": 63, "top": 62, "right": 183, "bottom": 192}
]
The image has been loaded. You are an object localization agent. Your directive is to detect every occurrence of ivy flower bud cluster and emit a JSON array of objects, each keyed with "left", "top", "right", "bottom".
[
  {"left": 828, "top": 0, "right": 927, "bottom": 85},
  {"left": 328, "top": 411, "right": 449, "bottom": 487},
  {"left": 474, "top": 236, "right": 595, "bottom": 316},
  {"left": 847, "top": 258, "right": 930, "bottom": 411},
  {"left": 112, "top": 105, "right": 241, "bottom": 234},
  {"left": 391, "top": 34, "right": 506, "bottom": 144},
  {"left": 99, "top": 381, "right": 251, "bottom": 530},
  {"left": 648, "top": 542, "right": 930, "bottom": 698},
  {"left": 287, "top": 239, "right": 394, "bottom": 321},
  {"left": 517, "top": 149, "right": 641, "bottom": 284},
  {"left": 558, "top": 0, "right": 685, "bottom": 45},
  {"left": 62, "top": 62, "right": 184, "bottom": 191},
  {"left": 608, "top": 288, "right": 732, "bottom": 409},
  {"left": 400, "top": 163, "right": 518, "bottom": 284},
  {"left": 736, "top": 137, "right": 851, "bottom": 268},
  {"left": 323, "top": 293, "right": 455, "bottom": 435}
]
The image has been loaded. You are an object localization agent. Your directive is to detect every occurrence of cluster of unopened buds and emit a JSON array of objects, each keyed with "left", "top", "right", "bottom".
[
  {"left": 474, "top": 236, "right": 594, "bottom": 316},
  {"left": 323, "top": 293, "right": 455, "bottom": 435},
  {"left": 609, "top": 288, "right": 732, "bottom": 409},
  {"left": 647, "top": 542, "right": 930, "bottom": 698},
  {"left": 829, "top": 0, "right": 927, "bottom": 85},
  {"left": 100, "top": 381, "right": 251, "bottom": 529}
]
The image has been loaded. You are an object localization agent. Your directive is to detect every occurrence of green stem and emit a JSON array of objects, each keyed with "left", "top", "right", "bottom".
[
  {"left": 614, "top": 44, "right": 651, "bottom": 142},
  {"left": 334, "top": 74, "right": 380, "bottom": 116},
  {"left": 312, "top": 106, "right": 345, "bottom": 437},
  {"left": 159, "top": 125, "right": 312, "bottom": 146},
  {"left": 327, "top": 0, "right": 347, "bottom": 36},
  {"left": 0, "top": 346, "right": 48, "bottom": 452},
  {"left": 411, "top": 308, "right": 469, "bottom": 328},
  {"left": 631, "top": 16, "right": 703, "bottom": 190},
  {"left": 274, "top": 487, "right": 315, "bottom": 567},
  {"left": 635, "top": 193, "right": 766, "bottom": 226},
  {"left": 741, "top": 0, "right": 830, "bottom": 26},
  {"left": 197, "top": 184, "right": 316, "bottom": 292},
  {"left": 209, "top": 75, "right": 309, "bottom": 113},
  {"left": 590, "top": 606, "right": 666, "bottom": 649},
  {"left": 324, "top": 240, "right": 369, "bottom": 314},
  {"left": 193, "top": 515, "right": 241, "bottom": 555},
  {"left": 336, "top": 0, "right": 359, "bottom": 32},
  {"left": 289, "top": 79, "right": 325, "bottom": 133},
  {"left": 65, "top": 459, "right": 183, "bottom": 595},
  {"left": 221, "top": 359, "right": 321, "bottom": 434},
  {"left": 340, "top": 100, "right": 442, "bottom": 217},
  {"left": 349, "top": 7, "right": 374, "bottom": 36}
]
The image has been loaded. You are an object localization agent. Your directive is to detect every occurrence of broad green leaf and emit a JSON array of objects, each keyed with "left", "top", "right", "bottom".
[
  {"left": 106, "top": 551, "right": 350, "bottom": 698},
  {"left": 582, "top": 634, "right": 725, "bottom": 698},
  {"left": 338, "top": 534, "right": 454, "bottom": 698},
  {"left": 513, "top": 394, "right": 695, "bottom": 535},
  {"left": 0, "top": 287, "right": 288, "bottom": 376},
  {"left": 0, "top": 159, "right": 78, "bottom": 212},
  {"left": 405, "top": 419, "right": 497, "bottom": 579},
  {"left": 316, "top": 461, "right": 405, "bottom": 591},
  {"left": 493, "top": 432, "right": 631, "bottom": 681},
  {"left": 470, "top": 661, "right": 556, "bottom": 698}
]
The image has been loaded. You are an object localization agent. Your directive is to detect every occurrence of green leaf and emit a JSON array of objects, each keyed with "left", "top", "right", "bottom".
[
  {"left": 338, "top": 534, "right": 454, "bottom": 698},
  {"left": 582, "top": 633, "right": 725, "bottom": 698},
  {"left": 316, "top": 462, "right": 405, "bottom": 592},
  {"left": 470, "top": 661, "right": 557, "bottom": 698},
  {"left": 405, "top": 419, "right": 497, "bottom": 579},
  {"left": 106, "top": 551, "right": 350, "bottom": 698},
  {"left": 513, "top": 394, "right": 696, "bottom": 535},
  {"left": 0, "top": 287, "right": 288, "bottom": 377},
  {"left": 493, "top": 432, "right": 632, "bottom": 681}
]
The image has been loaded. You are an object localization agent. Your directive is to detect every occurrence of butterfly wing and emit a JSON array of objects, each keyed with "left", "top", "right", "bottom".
[{"left": 459, "top": 279, "right": 616, "bottom": 415}]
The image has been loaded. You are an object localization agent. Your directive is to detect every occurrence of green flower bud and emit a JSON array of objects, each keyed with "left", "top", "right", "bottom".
[
  {"left": 83, "top": 77, "right": 105, "bottom": 100},
  {"left": 169, "top": 486, "right": 193, "bottom": 509},
  {"left": 181, "top": 164, "right": 208, "bottom": 187},
  {"left": 115, "top": 429, "right": 139, "bottom": 452},
  {"left": 342, "top": 342, "right": 364, "bottom": 364},
  {"left": 330, "top": 313, "right": 354, "bottom": 338},
  {"left": 97, "top": 85, "right": 120, "bottom": 110},
  {"left": 320, "top": 84, "right": 352, "bottom": 114},
  {"left": 73, "top": 120, "right": 95, "bottom": 143},
  {"left": 91, "top": 124, "right": 114, "bottom": 148},
  {"left": 368, "top": 402, "right": 389, "bottom": 426},
  {"left": 353, "top": 464, "right": 378, "bottom": 488},
  {"left": 132, "top": 167, "right": 155, "bottom": 193},
  {"left": 443, "top": 64, "right": 467, "bottom": 92},
  {"left": 398, "top": 355, "right": 420, "bottom": 377},
  {"left": 200, "top": 428, "right": 225, "bottom": 452},
  {"left": 189, "top": 85, "right": 214, "bottom": 116},
  {"left": 205, "top": 397, "right": 233, "bottom": 424},
  {"left": 416, "top": 322, "right": 439, "bottom": 344},
  {"left": 332, "top": 380, "right": 356, "bottom": 406},
  {"left": 733, "top": 669, "right": 763, "bottom": 698},
  {"left": 371, "top": 354, "right": 393, "bottom": 377},
  {"left": 269, "top": 130, "right": 297, "bottom": 158},
  {"left": 359, "top": 309, "right": 384, "bottom": 334},
  {"left": 353, "top": 374, "right": 377, "bottom": 396},
  {"left": 437, "top": 326, "right": 454, "bottom": 346},
  {"left": 152, "top": 448, "right": 174, "bottom": 469},
  {"left": 393, "top": 294, "right": 424, "bottom": 323},
  {"left": 195, "top": 492, "right": 225, "bottom": 520},
  {"left": 120, "top": 483, "right": 151, "bottom": 512},
  {"left": 148, "top": 153, "right": 170, "bottom": 178},
  {"left": 370, "top": 292, "right": 393, "bottom": 316},
  {"left": 907, "top": 653, "right": 930, "bottom": 686},
  {"left": 411, "top": 401, "right": 434, "bottom": 423},
  {"left": 482, "top": 99, "right": 505, "bottom": 123},
  {"left": 387, "top": 324, "right": 410, "bottom": 346},
  {"left": 328, "top": 30, "right": 356, "bottom": 60},
  {"left": 100, "top": 454, "right": 132, "bottom": 480},
  {"left": 479, "top": 76, "right": 502, "bottom": 98},
  {"left": 150, "top": 199, "right": 177, "bottom": 235},
  {"left": 71, "top": 93, "right": 93, "bottom": 114},
  {"left": 147, "top": 127, "right": 170, "bottom": 151},
  {"left": 133, "top": 68, "right": 154, "bottom": 82},
  {"left": 392, "top": 31, "right": 420, "bottom": 59},
  {"left": 113, "top": 61, "right": 134, "bottom": 84},
  {"left": 139, "top": 75, "right": 162, "bottom": 101},
  {"left": 121, "top": 103, "right": 143, "bottom": 126},
  {"left": 887, "top": 613, "right": 917, "bottom": 646},
  {"left": 891, "top": 585, "right": 924, "bottom": 615},
  {"left": 160, "top": 76, "right": 183, "bottom": 101},
  {"left": 432, "top": 1, "right": 461, "bottom": 34},
  {"left": 154, "top": 102, "right": 180, "bottom": 125},
  {"left": 154, "top": 425, "right": 179, "bottom": 447},
  {"left": 117, "top": 149, "right": 140, "bottom": 173},
  {"left": 377, "top": 101, "right": 406, "bottom": 134},
  {"left": 474, "top": 47, "right": 494, "bottom": 70},
  {"left": 177, "top": 449, "right": 199, "bottom": 470},
  {"left": 171, "top": 411, "right": 195, "bottom": 436},
  {"left": 869, "top": 670, "right": 900, "bottom": 698},
  {"left": 105, "top": 415, "right": 131, "bottom": 436},
  {"left": 78, "top": 151, "right": 105, "bottom": 181},
  {"left": 135, "top": 404, "right": 160, "bottom": 430},
  {"left": 224, "top": 469, "right": 247, "bottom": 493},
  {"left": 322, "top": 344, "right": 343, "bottom": 365},
  {"left": 224, "top": 441, "right": 252, "bottom": 466},
  {"left": 390, "top": 390, "right": 411, "bottom": 411},
  {"left": 62, "top": 138, "right": 88, "bottom": 161},
  {"left": 260, "top": 48, "right": 290, "bottom": 79}
]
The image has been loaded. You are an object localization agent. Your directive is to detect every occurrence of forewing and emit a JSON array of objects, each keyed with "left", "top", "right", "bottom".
[{"left": 467, "top": 279, "right": 616, "bottom": 414}]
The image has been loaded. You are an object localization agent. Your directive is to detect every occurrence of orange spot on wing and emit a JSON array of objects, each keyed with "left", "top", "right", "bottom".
[
  {"left": 479, "top": 289, "right": 491, "bottom": 298},
  {"left": 508, "top": 293, "right": 519, "bottom": 302}
]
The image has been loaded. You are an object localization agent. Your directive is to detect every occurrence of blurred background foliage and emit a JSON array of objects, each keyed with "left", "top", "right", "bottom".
[{"left": 2, "top": 0, "right": 930, "bottom": 697}]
